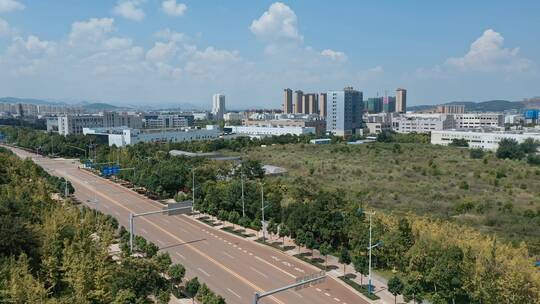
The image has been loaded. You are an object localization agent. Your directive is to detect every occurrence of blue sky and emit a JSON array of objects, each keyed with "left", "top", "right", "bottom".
[{"left": 0, "top": 0, "right": 539, "bottom": 109}]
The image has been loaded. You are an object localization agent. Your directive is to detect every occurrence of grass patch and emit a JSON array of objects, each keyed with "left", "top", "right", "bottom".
[
  {"left": 293, "top": 252, "right": 328, "bottom": 270},
  {"left": 196, "top": 216, "right": 221, "bottom": 227},
  {"left": 221, "top": 226, "right": 253, "bottom": 238},
  {"left": 338, "top": 275, "right": 380, "bottom": 300}
]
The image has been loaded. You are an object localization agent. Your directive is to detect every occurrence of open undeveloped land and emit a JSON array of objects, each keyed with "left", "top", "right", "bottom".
[{"left": 243, "top": 142, "right": 540, "bottom": 253}]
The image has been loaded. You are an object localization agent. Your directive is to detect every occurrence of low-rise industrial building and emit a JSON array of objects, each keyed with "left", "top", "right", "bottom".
[
  {"left": 431, "top": 129, "right": 540, "bottom": 151},
  {"left": 83, "top": 125, "right": 220, "bottom": 147},
  {"left": 226, "top": 125, "right": 315, "bottom": 137},
  {"left": 453, "top": 113, "right": 504, "bottom": 129},
  {"left": 391, "top": 114, "right": 454, "bottom": 134},
  {"left": 242, "top": 118, "right": 326, "bottom": 136}
]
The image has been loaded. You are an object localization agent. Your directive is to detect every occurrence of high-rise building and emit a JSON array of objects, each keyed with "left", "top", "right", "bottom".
[
  {"left": 383, "top": 96, "right": 396, "bottom": 113},
  {"left": 366, "top": 97, "right": 383, "bottom": 113},
  {"left": 319, "top": 93, "right": 327, "bottom": 119},
  {"left": 293, "top": 90, "right": 303, "bottom": 114},
  {"left": 303, "top": 93, "right": 318, "bottom": 114},
  {"left": 283, "top": 88, "right": 293, "bottom": 114},
  {"left": 396, "top": 88, "right": 407, "bottom": 113},
  {"left": 326, "top": 87, "right": 363, "bottom": 136},
  {"left": 212, "top": 94, "right": 226, "bottom": 120}
]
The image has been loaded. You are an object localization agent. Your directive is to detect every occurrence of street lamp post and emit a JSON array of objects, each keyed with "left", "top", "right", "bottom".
[
  {"left": 192, "top": 168, "right": 195, "bottom": 214},
  {"left": 260, "top": 183, "right": 265, "bottom": 243},
  {"left": 241, "top": 173, "right": 245, "bottom": 218}
]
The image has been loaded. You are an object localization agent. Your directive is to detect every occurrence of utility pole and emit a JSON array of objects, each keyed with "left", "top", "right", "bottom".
[{"left": 241, "top": 173, "right": 245, "bottom": 218}]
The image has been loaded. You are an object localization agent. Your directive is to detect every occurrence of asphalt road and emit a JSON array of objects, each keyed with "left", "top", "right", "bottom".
[{"left": 7, "top": 146, "right": 369, "bottom": 304}]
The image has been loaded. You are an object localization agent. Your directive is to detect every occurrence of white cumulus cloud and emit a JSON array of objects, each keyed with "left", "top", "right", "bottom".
[
  {"left": 0, "top": 0, "right": 24, "bottom": 14},
  {"left": 250, "top": 2, "right": 302, "bottom": 43},
  {"left": 113, "top": 0, "right": 145, "bottom": 21},
  {"left": 155, "top": 28, "right": 185, "bottom": 42},
  {"left": 161, "top": 0, "right": 187, "bottom": 17},
  {"left": 445, "top": 29, "right": 532, "bottom": 73},
  {"left": 0, "top": 17, "right": 13, "bottom": 36},
  {"left": 69, "top": 18, "right": 115, "bottom": 45},
  {"left": 146, "top": 41, "right": 177, "bottom": 62},
  {"left": 321, "top": 49, "right": 347, "bottom": 62}
]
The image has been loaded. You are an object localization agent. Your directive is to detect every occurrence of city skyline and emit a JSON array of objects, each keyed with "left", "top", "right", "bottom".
[{"left": 0, "top": 1, "right": 539, "bottom": 108}]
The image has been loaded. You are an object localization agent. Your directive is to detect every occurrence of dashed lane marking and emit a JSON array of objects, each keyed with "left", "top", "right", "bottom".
[
  {"left": 198, "top": 267, "right": 210, "bottom": 277},
  {"left": 250, "top": 266, "right": 268, "bottom": 278},
  {"left": 255, "top": 256, "right": 296, "bottom": 279},
  {"left": 227, "top": 288, "right": 241, "bottom": 299}
]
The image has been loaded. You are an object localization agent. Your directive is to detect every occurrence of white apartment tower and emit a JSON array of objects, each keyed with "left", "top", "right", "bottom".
[{"left": 212, "top": 94, "right": 226, "bottom": 120}]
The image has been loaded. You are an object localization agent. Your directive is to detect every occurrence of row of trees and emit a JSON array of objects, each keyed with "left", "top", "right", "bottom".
[{"left": 0, "top": 147, "right": 226, "bottom": 303}]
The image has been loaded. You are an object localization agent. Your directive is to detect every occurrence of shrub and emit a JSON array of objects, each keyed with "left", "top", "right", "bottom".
[{"left": 469, "top": 148, "right": 485, "bottom": 159}]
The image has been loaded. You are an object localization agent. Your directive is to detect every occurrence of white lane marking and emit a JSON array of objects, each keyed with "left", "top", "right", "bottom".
[
  {"left": 316, "top": 288, "right": 322, "bottom": 292},
  {"left": 140, "top": 228, "right": 148, "bottom": 234},
  {"left": 243, "top": 250, "right": 248, "bottom": 254},
  {"left": 175, "top": 252, "right": 186, "bottom": 260},
  {"left": 223, "top": 252, "right": 235, "bottom": 259},
  {"left": 250, "top": 266, "right": 268, "bottom": 278},
  {"left": 294, "top": 267, "right": 305, "bottom": 273},
  {"left": 293, "top": 291, "right": 303, "bottom": 298},
  {"left": 249, "top": 253, "right": 253, "bottom": 256},
  {"left": 197, "top": 267, "right": 210, "bottom": 277},
  {"left": 283, "top": 261, "right": 292, "bottom": 267},
  {"left": 333, "top": 298, "right": 340, "bottom": 302},
  {"left": 325, "top": 293, "right": 331, "bottom": 297},
  {"left": 238, "top": 247, "right": 242, "bottom": 250},
  {"left": 255, "top": 256, "right": 295, "bottom": 279},
  {"left": 271, "top": 256, "right": 281, "bottom": 261},
  {"left": 226, "top": 288, "right": 241, "bottom": 299}
]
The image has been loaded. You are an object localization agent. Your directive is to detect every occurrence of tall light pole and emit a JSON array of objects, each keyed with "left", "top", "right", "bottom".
[
  {"left": 241, "top": 172, "right": 245, "bottom": 218},
  {"left": 364, "top": 210, "right": 381, "bottom": 295},
  {"left": 192, "top": 168, "right": 196, "bottom": 215},
  {"left": 260, "top": 182, "right": 265, "bottom": 243}
]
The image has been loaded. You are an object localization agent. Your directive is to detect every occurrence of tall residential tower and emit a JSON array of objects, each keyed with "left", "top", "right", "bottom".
[
  {"left": 396, "top": 88, "right": 407, "bottom": 113},
  {"left": 212, "top": 94, "right": 226, "bottom": 120},
  {"left": 326, "top": 87, "right": 363, "bottom": 136},
  {"left": 283, "top": 88, "right": 293, "bottom": 114}
]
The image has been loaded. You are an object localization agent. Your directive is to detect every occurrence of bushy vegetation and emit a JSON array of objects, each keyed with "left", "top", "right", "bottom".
[
  {"left": 0, "top": 147, "right": 225, "bottom": 303},
  {"left": 3, "top": 126, "right": 540, "bottom": 303},
  {"left": 246, "top": 143, "right": 540, "bottom": 253},
  {"left": 496, "top": 137, "right": 539, "bottom": 161}
]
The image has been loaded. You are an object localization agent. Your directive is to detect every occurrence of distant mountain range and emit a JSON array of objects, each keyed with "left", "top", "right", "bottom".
[
  {"left": 0, "top": 97, "right": 204, "bottom": 112},
  {"left": 408, "top": 99, "right": 540, "bottom": 112},
  {"left": 0, "top": 97, "right": 123, "bottom": 112}
]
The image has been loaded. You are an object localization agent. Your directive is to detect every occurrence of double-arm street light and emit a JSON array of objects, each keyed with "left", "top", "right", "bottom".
[{"left": 353, "top": 208, "right": 382, "bottom": 295}]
